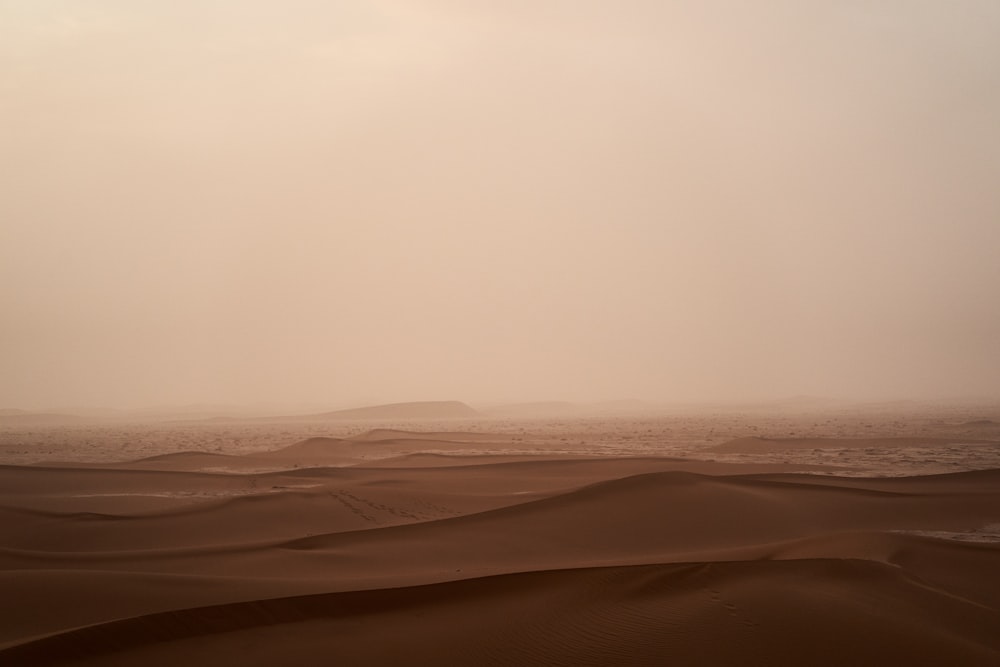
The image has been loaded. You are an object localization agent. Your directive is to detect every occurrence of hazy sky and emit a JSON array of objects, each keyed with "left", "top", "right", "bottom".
[{"left": 2, "top": 1, "right": 999, "bottom": 409}]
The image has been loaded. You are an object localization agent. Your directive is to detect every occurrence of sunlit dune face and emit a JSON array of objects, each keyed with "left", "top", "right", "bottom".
[{"left": 2, "top": 1, "right": 999, "bottom": 409}]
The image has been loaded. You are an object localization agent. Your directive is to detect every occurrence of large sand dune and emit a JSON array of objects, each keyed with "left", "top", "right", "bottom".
[{"left": 2, "top": 427, "right": 999, "bottom": 665}]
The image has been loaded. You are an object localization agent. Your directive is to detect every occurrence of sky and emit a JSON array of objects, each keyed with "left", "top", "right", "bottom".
[{"left": 2, "top": 1, "right": 999, "bottom": 410}]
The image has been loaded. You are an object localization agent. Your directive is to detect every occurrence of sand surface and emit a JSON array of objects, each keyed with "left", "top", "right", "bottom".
[{"left": 2, "top": 413, "right": 1000, "bottom": 665}]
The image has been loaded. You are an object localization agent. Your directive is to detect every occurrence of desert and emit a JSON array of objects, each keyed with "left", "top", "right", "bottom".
[
  {"left": 4, "top": 2, "right": 1000, "bottom": 664},
  {"left": 2, "top": 402, "right": 1000, "bottom": 665}
]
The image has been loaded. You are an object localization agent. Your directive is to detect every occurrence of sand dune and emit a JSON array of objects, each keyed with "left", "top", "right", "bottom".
[
  {"left": 2, "top": 429, "right": 999, "bottom": 664},
  {"left": 4, "top": 557, "right": 999, "bottom": 666},
  {"left": 47, "top": 429, "right": 529, "bottom": 472},
  {"left": 712, "top": 435, "right": 1000, "bottom": 453}
]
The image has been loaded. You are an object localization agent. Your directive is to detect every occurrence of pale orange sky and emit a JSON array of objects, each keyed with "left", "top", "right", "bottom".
[{"left": 2, "top": 1, "right": 999, "bottom": 409}]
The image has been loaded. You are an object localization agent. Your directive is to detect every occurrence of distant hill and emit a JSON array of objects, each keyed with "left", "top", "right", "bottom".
[{"left": 297, "top": 401, "right": 479, "bottom": 421}]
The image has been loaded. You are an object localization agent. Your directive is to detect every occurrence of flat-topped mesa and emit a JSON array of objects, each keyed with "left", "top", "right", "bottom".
[
  {"left": 347, "top": 429, "right": 506, "bottom": 443},
  {"left": 301, "top": 401, "right": 479, "bottom": 421}
]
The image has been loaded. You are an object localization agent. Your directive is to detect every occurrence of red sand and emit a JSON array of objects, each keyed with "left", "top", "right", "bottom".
[{"left": 2, "top": 428, "right": 999, "bottom": 665}]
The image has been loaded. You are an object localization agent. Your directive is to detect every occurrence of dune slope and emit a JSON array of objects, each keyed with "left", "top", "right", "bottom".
[{"left": 3, "top": 559, "right": 999, "bottom": 667}]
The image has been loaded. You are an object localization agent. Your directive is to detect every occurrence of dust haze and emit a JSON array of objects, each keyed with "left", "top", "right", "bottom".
[{"left": 2, "top": 1, "right": 999, "bottom": 410}]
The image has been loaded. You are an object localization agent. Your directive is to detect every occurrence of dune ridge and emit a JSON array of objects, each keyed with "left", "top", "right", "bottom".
[{"left": 712, "top": 435, "right": 1000, "bottom": 453}]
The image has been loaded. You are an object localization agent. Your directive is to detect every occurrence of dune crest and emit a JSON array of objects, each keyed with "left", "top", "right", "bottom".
[{"left": 711, "top": 435, "right": 1000, "bottom": 454}]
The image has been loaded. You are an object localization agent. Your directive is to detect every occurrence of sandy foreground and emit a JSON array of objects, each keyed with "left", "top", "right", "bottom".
[{"left": 2, "top": 415, "right": 1000, "bottom": 665}]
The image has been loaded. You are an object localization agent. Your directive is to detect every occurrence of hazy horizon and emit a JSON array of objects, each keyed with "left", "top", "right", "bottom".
[
  {"left": 3, "top": 1, "right": 999, "bottom": 410},
  {"left": 5, "top": 394, "right": 1000, "bottom": 418}
]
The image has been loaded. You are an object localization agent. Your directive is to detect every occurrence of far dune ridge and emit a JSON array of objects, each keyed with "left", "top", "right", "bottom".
[
  {"left": 711, "top": 435, "right": 1000, "bottom": 454},
  {"left": 70, "top": 430, "right": 528, "bottom": 472},
  {"left": 1, "top": 425, "right": 999, "bottom": 665}
]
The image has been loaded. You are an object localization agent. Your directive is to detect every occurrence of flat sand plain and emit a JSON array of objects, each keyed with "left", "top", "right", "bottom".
[{"left": 2, "top": 409, "right": 1000, "bottom": 665}]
